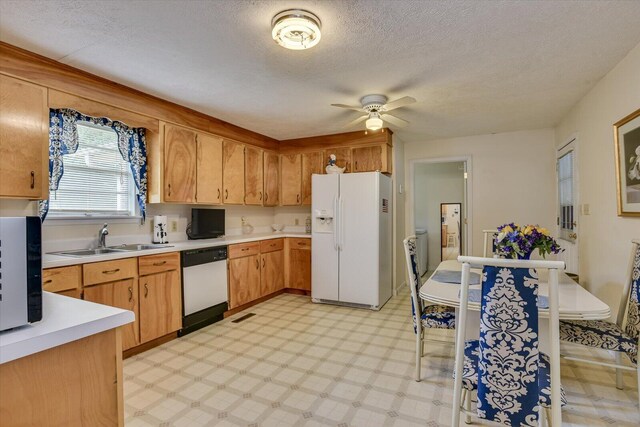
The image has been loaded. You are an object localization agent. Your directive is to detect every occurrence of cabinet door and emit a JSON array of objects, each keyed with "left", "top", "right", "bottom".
[
  {"left": 139, "top": 270, "right": 182, "bottom": 343},
  {"left": 222, "top": 140, "right": 245, "bottom": 204},
  {"left": 352, "top": 145, "right": 383, "bottom": 172},
  {"left": 290, "top": 248, "right": 311, "bottom": 291},
  {"left": 261, "top": 250, "right": 284, "bottom": 296},
  {"left": 280, "top": 154, "right": 302, "bottom": 205},
  {"left": 0, "top": 75, "right": 48, "bottom": 199},
  {"left": 164, "top": 124, "right": 196, "bottom": 202},
  {"left": 324, "top": 147, "right": 352, "bottom": 173},
  {"left": 228, "top": 254, "right": 261, "bottom": 308},
  {"left": 244, "top": 145, "right": 264, "bottom": 205},
  {"left": 84, "top": 278, "right": 140, "bottom": 350},
  {"left": 196, "top": 133, "right": 223, "bottom": 204},
  {"left": 263, "top": 151, "right": 280, "bottom": 206},
  {"left": 301, "top": 151, "right": 324, "bottom": 205}
]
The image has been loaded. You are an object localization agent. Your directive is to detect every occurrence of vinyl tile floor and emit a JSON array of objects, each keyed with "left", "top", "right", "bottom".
[{"left": 124, "top": 288, "right": 639, "bottom": 426}]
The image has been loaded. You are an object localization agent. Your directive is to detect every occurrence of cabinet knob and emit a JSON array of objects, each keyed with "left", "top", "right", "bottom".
[
  {"left": 262, "top": 258, "right": 265, "bottom": 268},
  {"left": 265, "top": 193, "right": 268, "bottom": 202},
  {"left": 30, "top": 171, "right": 35, "bottom": 189},
  {"left": 168, "top": 183, "right": 172, "bottom": 197},
  {"left": 144, "top": 284, "right": 149, "bottom": 297},
  {"left": 255, "top": 259, "right": 259, "bottom": 269},
  {"left": 297, "top": 194, "right": 300, "bottom": 203},
  {"left": 218, "top": 188, "right": 221, "bottom": 200},
  {"left": 128, "top": 287, "right": 133, "bottom": 302},
  {"left": 225, "top": 189, "right": 228, "bottom": 200},
  {"left": 259, "top": 191, "right": 262, "bottom": 201},
  {"left": 102, "top": 268, "right": 120, "bottom": 274}
]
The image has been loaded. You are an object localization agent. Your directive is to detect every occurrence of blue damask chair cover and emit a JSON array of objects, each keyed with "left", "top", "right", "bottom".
[
  {"left": 405, "top": 237, "right": 456, "bottom": 332},
  {"left": 403, "top": 237, "right": 456, "bottom": 382},
  {"left": 559, "top": 243, "right": 639, "bottom": 365},
  {"left": 459, "top": 266, "right": 565, "bottom": 426}
]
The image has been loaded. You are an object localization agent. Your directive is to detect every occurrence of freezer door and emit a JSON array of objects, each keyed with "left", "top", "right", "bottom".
[
  {"left": 337, "top": 172, "right": 380, "bottom": 306},
  {"left": 311, "top": 174, "right": 340, "bottom": 301}
]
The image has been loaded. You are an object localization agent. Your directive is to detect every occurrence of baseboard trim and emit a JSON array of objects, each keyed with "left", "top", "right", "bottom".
[{"left": 123, "top": 332, "right": 177, "bottom": 359}]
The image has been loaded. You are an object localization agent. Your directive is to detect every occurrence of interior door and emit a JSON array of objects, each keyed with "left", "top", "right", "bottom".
[{"left": 557, "top": 140, "right": 578, "bottom": 274}]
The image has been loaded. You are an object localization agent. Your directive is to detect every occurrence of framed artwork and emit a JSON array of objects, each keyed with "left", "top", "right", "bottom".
[{"left": 614, "top": 108, "right": 640, "bottom": 216}]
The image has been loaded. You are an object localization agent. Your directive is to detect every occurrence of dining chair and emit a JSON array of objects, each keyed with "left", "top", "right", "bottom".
[
  {"left": 451, "top": 256, "right": 566, "bottom": 426},
  {"left": 482, "top": 229, "right": 498, "bottom": 257},
  {"left": 403, "top": 236, "right": 456, "bottom": 382},
  {"left": 558, "top": 239, "right": 639, "bottom": 408}
]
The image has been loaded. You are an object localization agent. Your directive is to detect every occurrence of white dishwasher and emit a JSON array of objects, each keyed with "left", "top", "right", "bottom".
[{"left": 180, "top": 246, "right": 228, "bottom": 336}]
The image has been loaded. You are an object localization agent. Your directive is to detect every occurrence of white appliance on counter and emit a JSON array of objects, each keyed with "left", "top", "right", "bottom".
[
  {"left": 311, "top": 172, "right": 392, "bottom": 310},
  {"left": 153, "top": 215, "right": 168, "bottom": 244}
]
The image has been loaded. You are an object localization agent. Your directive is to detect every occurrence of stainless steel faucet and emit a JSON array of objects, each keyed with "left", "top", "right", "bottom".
[{"left": 98, "top": 223, "right": 109, "bottom": 248}]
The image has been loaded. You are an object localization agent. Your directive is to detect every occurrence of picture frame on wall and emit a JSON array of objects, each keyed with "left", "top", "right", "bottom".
[{"left": 614, "top": 108, "right": 640, "bottom": 216}]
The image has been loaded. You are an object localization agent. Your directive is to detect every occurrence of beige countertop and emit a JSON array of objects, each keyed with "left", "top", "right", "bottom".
[{"left": 43, "top": 232, "right": 311, "bottom": 269}]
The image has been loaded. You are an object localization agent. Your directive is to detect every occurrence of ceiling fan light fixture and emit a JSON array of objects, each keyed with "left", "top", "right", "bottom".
[
  {"left": 366, "top": 116, "right": 383, "bottom": 131},
  {"left": 271, "top": 9, "right": 321, "bottom": 50}
]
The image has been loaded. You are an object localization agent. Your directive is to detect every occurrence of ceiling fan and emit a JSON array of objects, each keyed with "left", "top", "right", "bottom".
[{"left": 331, "top": 94, "right": 416, "bottom": 131}]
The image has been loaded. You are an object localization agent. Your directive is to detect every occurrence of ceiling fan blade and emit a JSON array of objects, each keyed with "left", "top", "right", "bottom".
[
  {"left": 331, "top": 103, "right": 363, "bottom": 111},
  {"left": 380, "top": 113, "right": 409, "bottom": 127},
  {"left": 344, "top": 115, "right": 369, "bottom": 128},
  {"left": 383, "top": 96, "right": 416, "bottom": 111}
]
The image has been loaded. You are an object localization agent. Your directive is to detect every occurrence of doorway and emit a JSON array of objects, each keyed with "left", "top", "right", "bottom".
[
  {"left": 441, "top": 203, "right": 462, "bottom": 261},
  {"left": 557, "top": 137, "right": 579, "bottom": 274},
  {"left": 410, "top": 158, "right": 471, "bottom": 273}
]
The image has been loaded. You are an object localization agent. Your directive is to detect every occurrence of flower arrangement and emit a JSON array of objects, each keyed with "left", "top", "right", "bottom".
[{"left": 494, "top": 223, "right": 563, "bottom": 259}]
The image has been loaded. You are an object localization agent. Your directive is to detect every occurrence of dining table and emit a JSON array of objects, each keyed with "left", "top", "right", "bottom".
[{"left": 419, "top": 260, "right": 611, "bottom": 351}]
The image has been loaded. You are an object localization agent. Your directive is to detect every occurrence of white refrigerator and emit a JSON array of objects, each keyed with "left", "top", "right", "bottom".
[{"left": 311, "top": 172, "right": 392, "bottom": 310}]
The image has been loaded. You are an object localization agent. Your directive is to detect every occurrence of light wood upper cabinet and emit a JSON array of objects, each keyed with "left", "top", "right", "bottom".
[
  {"left": 244, "top": 145, "right": 263, "bottom": 205},
  {"left": 280, "top": 154, "right": 302, "bottom": 205},
  {"left": 261, "top": 250, "right": 284, "bottom": 296},
  {"left": 139, "top": 269, "right": 181, "bottom": 343},
  {"left": 263, "top": 151, "right": 280, "bottom": 206},
  {"left": 324, "top": 147, "right": 352, "bottom": 173},
  {"left": 0, "top": 75, "right": 48, "bottom": 199},
  {"left": 228, "top": 254, "right": 261, "bottom": 308},
  {"left": 84, "top": 278, "right": 140, "bottom": 350},
  {"left": 301, "top": 151, "right": 324, "bottom": 205},
  {"left": 196, "top": 133, "right": 223, "bottom": 204},
  {"left": 352, "top": 144, "right": 391, "bottom": 173},
  {"left": 164, "top": 124, "right": 196, "bottom": 202},
  {"left": 223, "top": 139, "right": 245, "bottom": 204}
]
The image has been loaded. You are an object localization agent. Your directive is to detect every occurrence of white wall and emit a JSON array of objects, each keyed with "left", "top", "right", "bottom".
[
  {"left": 405, "top": 128, "right": 557, "bottom": 257},
  {"left": 413, "top": 162, "right": 464, "bottom": 270},
  {"left": 555, "top": 42, "right": 640, "bottom": 318}
]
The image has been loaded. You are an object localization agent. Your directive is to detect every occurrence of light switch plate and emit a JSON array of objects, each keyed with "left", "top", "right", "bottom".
[
  {"left": 170, "top": 220, "right": 178, "bottom": 232},
  {"left": 581, "top": 204, "right": 590, "bottom": 215}
]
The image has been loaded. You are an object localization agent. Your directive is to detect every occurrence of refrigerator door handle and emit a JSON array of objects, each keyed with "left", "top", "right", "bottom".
[
  {"left": 333, "top": 196, "right": 339, "bottom": 250},
  {"left": 340, "top": 197, "right": 345, "bottom": 250}
]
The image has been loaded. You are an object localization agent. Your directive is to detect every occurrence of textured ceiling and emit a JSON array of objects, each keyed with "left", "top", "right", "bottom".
[{"left": 1, "top": 0, "right": 640, "bottom": 142}]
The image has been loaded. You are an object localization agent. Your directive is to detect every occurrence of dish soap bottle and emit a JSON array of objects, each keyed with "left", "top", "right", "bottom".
[{"left": 305, "top": 216, "right": 311, "bottom": 234}]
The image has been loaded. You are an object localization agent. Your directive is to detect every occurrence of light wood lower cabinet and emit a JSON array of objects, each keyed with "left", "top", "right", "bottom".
[
  {"left": 139, "top": 270, "right": 181, "bottom": 343},
  {"left": 288, "top": 238, "right": 311, "bottom": 291},
  {"left": 228, "top": 254, "right": 261, "bottom": 308},
  {"left": 0, "top": 75, "right": 48, "bottom": 199},
  {"left": 43, "top": 265, "right": 82, "bottom": 295},
  {"left": 261, "top": 250, "right": 284, "bottom": 296},
  {"left": 84, "top": 278, "right": 140, "bottom": 351}
]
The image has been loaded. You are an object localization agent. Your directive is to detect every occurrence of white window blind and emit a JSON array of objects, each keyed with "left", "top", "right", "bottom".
[{"left": 49, "top": 122, "right": 136, "bottom": 217}]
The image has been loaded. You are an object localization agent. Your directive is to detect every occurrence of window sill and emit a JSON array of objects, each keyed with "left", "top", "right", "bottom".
[{"left": 44, "top": 215, "right": 143, "bottom": 226}]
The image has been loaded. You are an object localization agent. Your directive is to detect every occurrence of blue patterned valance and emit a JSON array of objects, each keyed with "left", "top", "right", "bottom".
[{"left": 38, "top": 108, "right": 148, "bottom": 222}]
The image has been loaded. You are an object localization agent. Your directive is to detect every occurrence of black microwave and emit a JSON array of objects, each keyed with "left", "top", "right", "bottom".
[
  {"left": 187, "top": 208, "right": 225, "bottom": 240},
  {"left": 0, "top": 217, "right": 43, "bottom": 331}
]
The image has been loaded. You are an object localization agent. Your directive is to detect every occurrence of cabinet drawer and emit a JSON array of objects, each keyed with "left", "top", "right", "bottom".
[
  {"left": 139, "top": 252, "right": 180, "bottom": 276},
  {"left": 260, "top": 238, "right": 284, "bottom": 253},
  {"left": 289, "top": 238, "right": 311, "bottom": 250},
  {"left": 43, "top": 265, "right": 82, "bottom": 293},
  {"left": 83, "top": 258, "right": 138, "bottom": 286},
  {"left": 228, "top": 241, "right": 261, "bottom": 259}
]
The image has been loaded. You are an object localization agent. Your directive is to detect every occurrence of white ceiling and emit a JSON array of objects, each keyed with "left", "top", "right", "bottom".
[{"left": 1, "top": 0, "right": 640, "bottom": 142}]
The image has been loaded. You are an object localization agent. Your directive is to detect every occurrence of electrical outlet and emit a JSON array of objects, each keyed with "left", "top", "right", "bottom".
[
  {"left": 295, "top": 218, "right": 299, "bottom": 225},
  {"left": 170, "top": 220, "right": 178, "bottom": 232},
  {"left": 581, "top": 204, "right": 590, "bottom": 215},
  {"left": 150, "top": 219, "right": 154, "bottom": 231}
]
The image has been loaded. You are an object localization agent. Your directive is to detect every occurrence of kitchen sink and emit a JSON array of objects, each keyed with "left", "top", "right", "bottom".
[
  {"left": 49, "top": 244, "right": 173, "bottom": 257},
  {"left": 50, "top": 248, "right": 129, "bottom": 257},
  {"left": 108, "top": 244, "right": 174, "bottom": 251}
]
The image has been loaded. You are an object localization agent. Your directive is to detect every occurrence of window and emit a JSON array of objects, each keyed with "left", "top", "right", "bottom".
[{"left": 48, "top": 122, "right": 136, "bottom": 218}]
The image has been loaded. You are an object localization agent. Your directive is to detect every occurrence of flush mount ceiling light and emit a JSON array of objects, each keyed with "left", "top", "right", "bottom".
[
  {"left": 366, "top": 113, "right": 384, "bottom": 131},
  {"left": 271, "top": 9, "right": 321, "bottom": 50}
]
